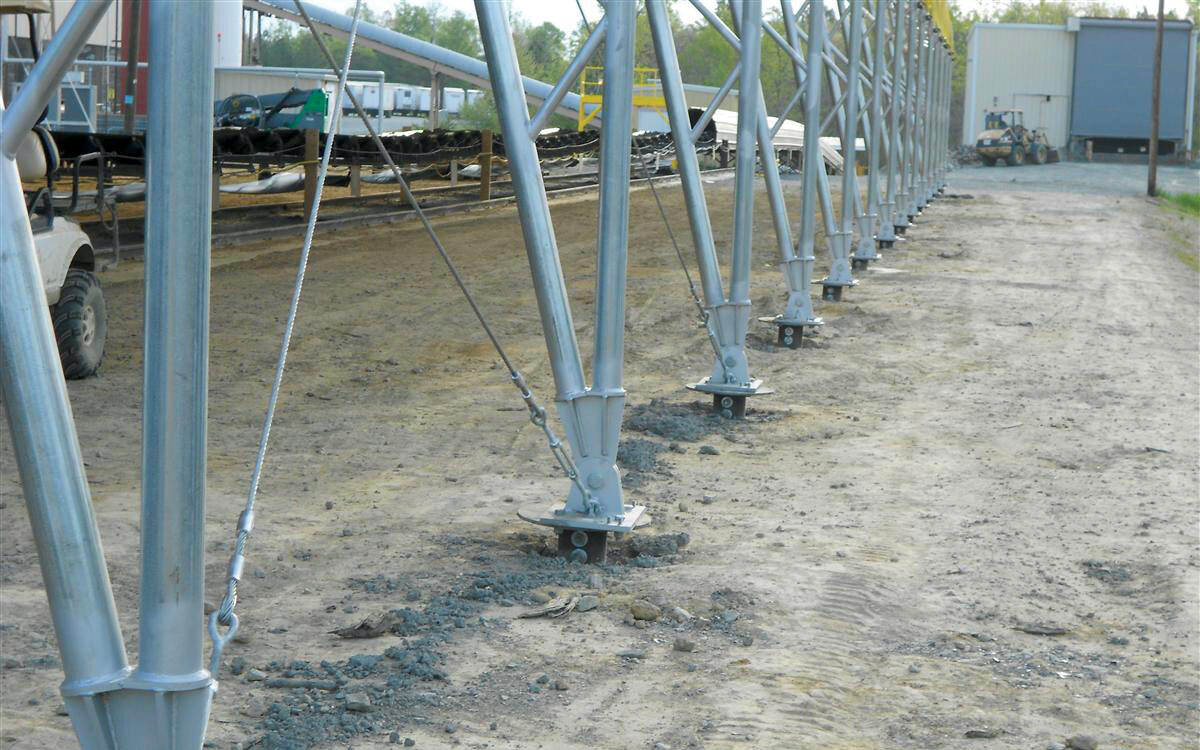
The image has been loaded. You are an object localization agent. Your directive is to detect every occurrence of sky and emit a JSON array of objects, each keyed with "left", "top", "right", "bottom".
[{"left": 302, "top": 0, "right": 1195, "bottom": 33}]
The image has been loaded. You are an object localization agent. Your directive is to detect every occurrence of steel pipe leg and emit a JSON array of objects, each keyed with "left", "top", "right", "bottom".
[
  {"left": 128, "top": 2, "right": 218, "bottom": 740},
  {"left": 829, "top": 0, "right": 864, "bottom": 289},
  {"left": 880, "top": 0, "right": 902, "bottom": 247},
  {"left": 688, "top": 0, "right": 767, "bottom": 415},
  {"left": 0, "top": 127, "right": 133, "bottom": 750},
  {"left": 478, "top": 1, "right": 644, "bottom": 546},
  {"left": 856, "top": 0, "right": 887, "bottom": 266}
]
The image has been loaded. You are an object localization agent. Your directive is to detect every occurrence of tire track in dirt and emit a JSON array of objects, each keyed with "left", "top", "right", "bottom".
[{"left": 702, "top": 560, "right": 921, "bottom": 747}]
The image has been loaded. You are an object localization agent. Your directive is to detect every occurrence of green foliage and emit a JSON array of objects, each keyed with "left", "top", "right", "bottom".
[
  {"left": 1159, "top": 191, "right": 1200, "bottom": 217},
  {"left": 259, "top": 1, "right": 480, "bottom": 88},
  {"left": 444, "top": 90, "right": 499, "bottom": 132},
  {"left": 256, "top": 0, "right": 1196, "bottom": 144}
]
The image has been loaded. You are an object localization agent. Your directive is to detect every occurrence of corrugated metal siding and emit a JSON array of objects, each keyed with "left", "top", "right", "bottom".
[
  {"left": 214, "top": 71, "right": 336, "bottom": 103},
  {"left": 964, "top": 25, "right": 1075, "bottom": 147},
  {"left": 1070, "top": 20, "right": 1193, "bottom": 140}
]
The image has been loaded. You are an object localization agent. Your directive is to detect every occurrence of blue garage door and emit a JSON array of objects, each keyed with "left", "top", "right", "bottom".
[{"left": 1070, "top": 18, "right": 1194, "bottom": 140}]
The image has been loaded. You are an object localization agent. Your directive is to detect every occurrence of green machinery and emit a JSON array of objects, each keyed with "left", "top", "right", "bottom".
[{"left": 214, "top": 87, "right": 328, "bottom": 130}]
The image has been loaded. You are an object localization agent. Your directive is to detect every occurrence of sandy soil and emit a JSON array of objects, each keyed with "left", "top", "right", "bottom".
[{"left": 1, "top": 161, "right": 1197, "bottom": 750}]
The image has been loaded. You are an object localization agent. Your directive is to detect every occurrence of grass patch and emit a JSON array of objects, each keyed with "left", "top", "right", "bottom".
[
  {"left": 1175, "top": 249, "right": 1200, "bottom": 272},
  {"left": 1159, "top": 190, "right": 1200, "bottom": 216}
]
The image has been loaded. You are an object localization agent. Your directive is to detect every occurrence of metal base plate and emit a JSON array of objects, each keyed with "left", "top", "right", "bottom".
[
  {"left": 758, "top": 315, "right": 824, "bottom": 328},
  {"left": 813, "top": 278, "right": 860, "bottom": 288},
  {"left": 686, "top": 378, "right": 771, "bottom": 397},
  {"left": 517, "top": 503, "right": 648, "bottom": 534}
]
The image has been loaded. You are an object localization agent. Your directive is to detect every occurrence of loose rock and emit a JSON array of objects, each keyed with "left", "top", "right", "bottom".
[
  {"left": 673, "top": 637, "right": 697, "bottom": 653},
  {"left": 1066, "top": 736, "right": 1097, "bottom": 750},
  {"left": 629, "top": 532, "right": 690, "bottom": 558},
  {"left": 576, "top": 595, "right": 600, "bottom": 612},
  {"left": 344, "top": 692, "right": 373, "bottom": 713},
  {"left": 630, "top": 600, "right": 662, "bottom": 621},
  {"left": 964, "top": 728, "right": 999, "bottom": 738},
  {"left": 698, "top": 445, "right": 720, "bottom": 455}
]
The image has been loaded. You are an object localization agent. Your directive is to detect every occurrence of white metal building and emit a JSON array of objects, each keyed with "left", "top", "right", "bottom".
[
  {"left": 964, "top": 19, "right": 1198, "bottom": 158},
  {"left": 962, "top": 23, "right": 1077, "bottom": 148}
]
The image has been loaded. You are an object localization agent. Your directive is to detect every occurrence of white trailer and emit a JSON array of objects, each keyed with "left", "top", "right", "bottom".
[
  {"left": 341, "top": 83, "right": 386, "bottom": 116},
  {"left": 412, "top": 86, "right": 432, "bottom": 114},
  {"left": 393, "top": 84, "right": 418, "bottom": 114},
  {"left": 442, "top": 87, "right": 465, "bottom": 115}
]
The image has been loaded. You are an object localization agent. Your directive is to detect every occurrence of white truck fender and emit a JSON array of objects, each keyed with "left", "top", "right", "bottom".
[{"left": 35, "top": 219, "right": 92, "bottom": 305}]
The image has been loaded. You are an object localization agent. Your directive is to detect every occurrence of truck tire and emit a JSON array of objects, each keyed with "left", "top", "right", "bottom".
[
  {"left": 1006, "top": 145, "right": 1026, "bottom": 166},
  {"left": 1032, "top": 144, "right": 1047, "bottom": 164},
  {"left": 51, "top": 269, "right": 106, "bottom": 379}
]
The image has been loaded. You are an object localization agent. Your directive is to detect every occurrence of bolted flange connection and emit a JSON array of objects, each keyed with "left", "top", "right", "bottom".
[
  {"left": 822, "top": 285, "right": 845, "bottom": 302},
  {"left": 895, "top": 224, "right": 907, "bottom": 235},
  {"left": 557, "top": 528, "right": 609, "bottom": 564},
  {"left": 877, "top": 239, "right": 895, "bottom": 249},
  {"left": 712, "top": 393, "right": 747, "bottom": 419},
  {"left": 775, "top": 323, "right": 814, "bottom": 350},
  {"left": 851, "top": 258, "right": 871, "bottom": 271}
]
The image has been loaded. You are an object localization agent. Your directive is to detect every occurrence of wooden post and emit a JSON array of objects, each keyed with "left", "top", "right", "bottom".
[
  {"left": 303, "top": 127, "right": 319, "bottom": 219},
  {"left": 349, "top": 162, "right": 361, "bottom": 197},
  {"left": 479, "top": 129, "right": 493, "bottom": 201},
  {"left": 211, "top": 166, "right": 220, "bottom": 212},
  {"left": 450, "top": 158, "right": 458, "bottom": 186},
  {"left": 719, "top": 139, "right": 730, "bottom": 168},
  {"left": 1147, "top": 0, "right": 1165, "bottom": 196}
]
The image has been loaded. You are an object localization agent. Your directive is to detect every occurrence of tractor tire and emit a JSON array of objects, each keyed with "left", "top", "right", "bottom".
[
  {"left": 51, "top": 269, "right": 107, "bottom": 379},
  {"left": 981, "top": 156, "right": 997, "bottom": 166},
  {"left": 1006, "top": 145, "right": 1026, "bottom": 166},
  {"left": 1032, "top": 144, "right": 1047, "bottom": 165}
]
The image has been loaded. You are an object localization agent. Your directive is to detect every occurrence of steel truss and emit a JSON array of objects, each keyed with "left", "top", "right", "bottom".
[
  {"left": 0, "top": 2, "right": 954, "bottom": 747},
  {"left": 477, "top": 0, "right": 646, "bottom": 560}
]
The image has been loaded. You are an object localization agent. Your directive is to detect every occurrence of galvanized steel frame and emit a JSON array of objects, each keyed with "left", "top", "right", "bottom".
[
  {"left": 0, "top": 3, "right": 956, "bottom": 747},
  {"left": 474, "top": 0, "right": 644, "bottom": 531},
  {"left": 0, "top": 2, "right": 216, "bottom": 748}
]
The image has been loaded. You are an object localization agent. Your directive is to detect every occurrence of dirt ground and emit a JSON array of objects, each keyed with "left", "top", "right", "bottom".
[{"left": 1, "top": 160, "right": 1198, "bottom": 750}]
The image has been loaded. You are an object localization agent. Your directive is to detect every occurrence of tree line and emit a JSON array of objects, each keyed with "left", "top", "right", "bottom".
[{"left": 257, "top": 0, "right": 1198, "bottom": 138}]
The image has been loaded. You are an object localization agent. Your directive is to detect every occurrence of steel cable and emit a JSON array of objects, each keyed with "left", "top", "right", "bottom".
[
  {"left": 208, "top": 0, "right": 365, "bottom": 676},
  {"left": 289, "top": 0, "right": 599, "bottom": 517}
]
